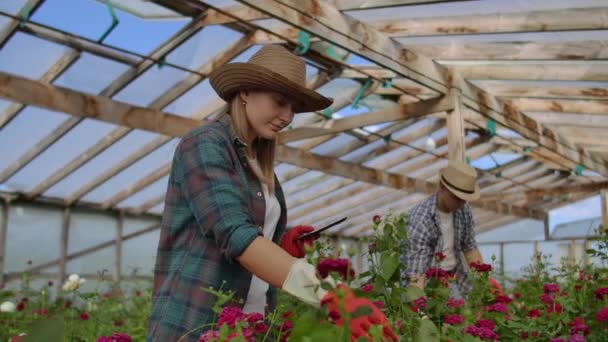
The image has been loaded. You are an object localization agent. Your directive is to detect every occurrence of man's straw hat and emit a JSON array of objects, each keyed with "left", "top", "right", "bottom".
[
  {"left": 209, "top": 45, "right": 333, "bottom": 113},
  {"left": 439, "top": 160, "right": 480, "bottom": 201}
]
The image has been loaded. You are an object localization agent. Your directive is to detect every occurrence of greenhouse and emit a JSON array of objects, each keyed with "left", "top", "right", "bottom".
[{"left": 0, "top": 0, "right": 607, "bottom": 341}]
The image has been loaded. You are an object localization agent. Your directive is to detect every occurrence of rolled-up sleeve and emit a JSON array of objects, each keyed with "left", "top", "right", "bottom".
[
  {"left": 176, "top": 132, "right": 260, "bottom": 262},
  {"left": 401, "top": 219, "right": 433, "bottom": 279}
]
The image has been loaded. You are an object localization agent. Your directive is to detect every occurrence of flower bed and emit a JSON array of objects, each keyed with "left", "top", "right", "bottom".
[{"left": 1, "top": 214, "right": 607, "bottom": 341}]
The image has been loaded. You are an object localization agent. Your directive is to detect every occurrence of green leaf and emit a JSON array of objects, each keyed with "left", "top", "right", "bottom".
[
  {"left": 351, "top": 304, "right": 373, "bottom": 319},
  {"left": 404, "top": 286, "right": 425, "bottom": 302},
  {"left": 380, "top": 252, "right": 400, "bottom": 281},
  {"left": 0, "top": 290, "right": 15, "bottom": 300},
  {"left": 415, "top": 319, "right": 439, "bottom": 342},
  {"left": 23, "top": 317, "right": 65, "bottom": 342}
]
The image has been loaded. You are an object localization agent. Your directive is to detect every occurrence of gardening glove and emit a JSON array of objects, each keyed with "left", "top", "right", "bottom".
[
  {"left": 321, "top": 285, "right": 398, "bottom": 342},
  {"left": 281, "top": 258, "right": 337, "bottom": 307},
  {"left": 279, "top": 225, "right": 319, "bottom": 258},
  {"left": 488, "top": 277, "right": 504, "bottom": 297}
]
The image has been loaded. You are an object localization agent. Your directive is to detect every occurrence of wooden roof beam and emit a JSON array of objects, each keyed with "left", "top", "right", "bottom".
[
  {"left": 447, "top": 62, "right": 608, "bottom": 82},
  {"left": 222, "top": 0, "right": 607, "bottom": 176}
]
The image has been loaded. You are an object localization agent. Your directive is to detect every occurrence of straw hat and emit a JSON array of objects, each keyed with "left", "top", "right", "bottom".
[
  {"left": 439, "top": 160, "right": 480, "bottom": 201},
  {"left": 209, "top": 45, "right": 333, "bottom": 113}
]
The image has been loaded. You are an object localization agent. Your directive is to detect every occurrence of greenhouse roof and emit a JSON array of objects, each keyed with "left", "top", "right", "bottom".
[{"left": 0, "top": 0, "right": 607, "bottom": 238}]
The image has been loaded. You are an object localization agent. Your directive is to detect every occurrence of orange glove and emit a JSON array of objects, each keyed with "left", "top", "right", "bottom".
[
  {"left": 279, "top": 225, "right": 319, "bottom": 258},
  {"left": 321, "top": 285, "right": 398, "bottom": 342},
  {"left": 489, "top": 277, "right": 504, "bottom": 297}
]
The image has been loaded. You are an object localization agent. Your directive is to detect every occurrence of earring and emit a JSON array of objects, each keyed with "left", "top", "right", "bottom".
[{"left": 242, "top": 101, "right": 246, "bottom": 105}]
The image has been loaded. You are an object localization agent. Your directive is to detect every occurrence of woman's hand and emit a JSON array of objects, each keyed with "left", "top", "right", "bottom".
[{"left": 279, "top": 225, "right": 319, "bottom": 258}]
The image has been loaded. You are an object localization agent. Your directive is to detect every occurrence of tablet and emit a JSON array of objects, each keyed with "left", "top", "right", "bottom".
[{"left": 295, "top": 216, "right": 347, "bottom": 240}]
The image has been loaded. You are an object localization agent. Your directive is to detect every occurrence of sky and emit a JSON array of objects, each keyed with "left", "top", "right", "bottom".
[{"left": 0, "top": 0, "right": 605, "bottom": 237}]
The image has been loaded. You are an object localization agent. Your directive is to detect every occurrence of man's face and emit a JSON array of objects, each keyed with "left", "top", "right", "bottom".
[{"left": 439, "top": 186, "right": 466, "bottom": 212}]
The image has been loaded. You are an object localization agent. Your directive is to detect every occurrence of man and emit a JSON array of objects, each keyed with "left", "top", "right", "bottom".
[{"left": 400, "top": 160, "right": 484, "bottom": 298}]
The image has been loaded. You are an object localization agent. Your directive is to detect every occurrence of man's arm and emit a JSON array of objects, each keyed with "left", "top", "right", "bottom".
[{"left": 464, "top": 248, "right": 483, "bottom": 265}]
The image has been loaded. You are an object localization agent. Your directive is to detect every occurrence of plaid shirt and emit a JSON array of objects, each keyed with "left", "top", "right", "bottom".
[
  {"left": 400, "top": 193, "right": 477, "bottom": 295},
  {"left": 147, "top": 115, "right": 287, "bottom": 342}
]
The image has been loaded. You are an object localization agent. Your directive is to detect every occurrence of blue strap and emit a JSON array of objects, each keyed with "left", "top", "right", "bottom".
[
  {"left": 19, "top": 3, "right": 31, "bottom": 27},
  {"left": 294, "top": 31, "right": 310, "bottom": 55},
  {"left": 486, "top": 119, "right": 496, "bottom": 137},
  {"left": 575, "top": 164, "right": 584, "bottom": 176},
  {"left": 321, "top": 108, "right": 333, "bottom": 120},
  {"left": 98, "top": 0, "right": 119, "bottom": 44},
  {"left": 351, "top": 78, "right": 372, "bottom": 109}
]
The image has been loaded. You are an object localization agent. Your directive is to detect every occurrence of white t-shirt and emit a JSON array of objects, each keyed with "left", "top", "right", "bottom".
[
  {"left": 242, "top": 179, "right": 281, "bottom": 314},
  {"left": 437, "top": 210, "right": 457, "bottom": 271}
]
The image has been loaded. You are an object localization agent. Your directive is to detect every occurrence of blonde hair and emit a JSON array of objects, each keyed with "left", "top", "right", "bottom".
[{"left": 227, "top": 95, "right": 276, "bottom": 191}]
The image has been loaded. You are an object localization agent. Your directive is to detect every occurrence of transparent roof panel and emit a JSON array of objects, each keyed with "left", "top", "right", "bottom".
[
  {"left": 116, "top": 175, "right": 169, "bottom": 208},
  {"left": 164, "top": 79, "right": 223, "bottom": 118},
  {"left": 53, "top": 52, "right": 130, "bottom": 95},
  {"left": 0, "top": 107, "right": 70, "bottom": 189},
  {"left": 0, "top": 98, "right": 12, "bottom": 113},
  {"left": 99, "top": 0, "right": 184, "bottom": 19},
  {"left": 0, "top": 32, "right": 70, "bottom": 79},
  {"left": 471, "top": 152, "right": 522, "bottom": 171},
  {"left": 0, "top": 0, "right": 27, "bottom": 15},
  {"left": 112, "top": 64, "right": 189, "bottom": 107},
  {"left": 45, "top": 129, "right": 165, "bottom": 199},
  {"left": 32, "top": 0, "right": 188, "bottom": 55},
  {"left": 164, "top": 25, "right": 243, "bottom": 70},
  {"left": 82, "top": 138, "right": 179, "bottom": 203},
  {"left": 8, "top": 119, "right": 119, "bottom": 192},
  {"left": 149, "top": 203, "right": 165, "bottom": 215}
]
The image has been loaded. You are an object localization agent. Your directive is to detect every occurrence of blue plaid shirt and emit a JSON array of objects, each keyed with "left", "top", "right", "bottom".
[{"left": 400, "top": 193, "right": 477, "bottom": 295}]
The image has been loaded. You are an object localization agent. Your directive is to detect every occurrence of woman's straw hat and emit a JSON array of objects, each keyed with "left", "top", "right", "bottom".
[
  {"left": 209, "top": 45, "right": 333, "bottom": 113},
  {"left": 439, "top": 160, "right": 480, "bottom": 201}
]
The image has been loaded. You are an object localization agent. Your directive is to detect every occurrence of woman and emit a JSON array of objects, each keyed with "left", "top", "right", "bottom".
[{"left": 147, "top": 45, "right": 394, "bottom": 341}]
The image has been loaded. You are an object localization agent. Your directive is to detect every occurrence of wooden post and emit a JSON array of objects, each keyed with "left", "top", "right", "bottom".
[
  {"left": 446, "top": 89, "right": 465, "bottom": 162},
  {"left": 499, "top": 242, "right": 505, "bottom": 288},
  {"left": 59, "top": 207, "right": 70, "bottom": 283},
  {"left": 569, "top": 240, "right": 577, "bottom": 266},
  {"left": 113, "top": 211, "right": 124, "bottom": 284},
  {"left": 583, "top": 240, "right": 591, "bottom": 265},
  {"left": 544, "top": 216, "right": 551, "bottom": 240},
  {"left": 356, "top": 239, "right": 363, "bottom": 273},
  {"left": 0, "top": 200, "right": 9, "bottom": 288},
  {"left": 601, "top": 190, "right": 607, "bottom": 230}
]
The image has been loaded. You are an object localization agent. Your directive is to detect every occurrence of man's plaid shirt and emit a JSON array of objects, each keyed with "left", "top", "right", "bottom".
[
  {"left": 147, "top": 115, "right": 287, "bottom": 341},
  {"left": 400, "top": 193, "right": 477, "bottom": 295}
]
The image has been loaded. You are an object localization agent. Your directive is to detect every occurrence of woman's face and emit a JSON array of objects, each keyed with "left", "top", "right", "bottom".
[{"left": 240, "top": 90, "right": 294, "bottom": 140}]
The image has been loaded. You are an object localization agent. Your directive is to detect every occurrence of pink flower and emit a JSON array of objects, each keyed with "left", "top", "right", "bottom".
[
  {"left": 216, "top": 307, "right": 245, "bottom": 329},
  {"left": 513, "top": 292, "right": 522, "bottom": 299},
  {"left": 373, "top": 215, "right": 382, "bottom": 224},
  {"left": 469, "top": 261, "right": 492, "bottom": 273},
  {"left": 464, "top": 326, "right": 499, "bottom": 341},
  {"left": 596, "top": 307, "right": 608, "bottom": 322},
  {"left": 316, "top": 258, "right": 355, "bottom": 280},
  {"left": 547, "top": 303, "right": 563, "bottom": 315},
  {"left": 540, "top": 293, "right": 554, "bottom": 305},
  {"left": 494, "top": 295, "right": 512, "bottom": 304},
  {"left": 569, "top": 317, "right": 589, "bottom": 336},
  {"left": 373, "top": 300, "right": 385, "bottom": 308},
  {"left": 568, "top": 334, "right": 585, "bottom": 342},
  {"left": 544, "top": 283, "right": 560, "bottom": 293},
  {"left": 434, "top": 252, "right": 446, "bottom": 262},
  {"left": 197, "top": 331, "right": 219, "bottom": 342},
  {"left": 527, "top": 309, "right": 541, "bottom": 318},
  {"left": 279, "top": 320, "right": 293, "bottom": 332},
  {"left": 328, "top": 309, "right": 341, "bottom": 321},
  {"left": 484, "top": 303, "right": 508, "bottom": 313},
  {"left": 411, "top": 296, "right": 427, "bottom": 313},
  {"left": 360, "top": 284, "right": 374, "bottom": 293},
  {"left": 79, "top": 312, "right": 90, "bottom": 320},
  {"left": 444, "top": 314, "right": 464, "bottom": 325},
  {"left": 281, "top": 311, "right": 292, "bottom": 319},
  {"left": 246, "top": 312, "right": 263, "bottom": 324},
  {"left": 425, "top": 267, "right": 449, "bottom": 279},
  {"left": 97, "top": 333, "right": 132, "bottom": 342},
  {"left": 447, "top": 298, "right": 464, "bottom": 308},
  {"left": 594, "top": 287, "right": 608, "bottom": 300},
  {"left": 475, "top": 319, "right": 495, "bottom": 330}
]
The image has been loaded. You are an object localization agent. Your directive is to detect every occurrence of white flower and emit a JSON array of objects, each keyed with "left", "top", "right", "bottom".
[
  {"left": 79, "top": 278, "right": 86, "bottom": 285},
  {"left": 0, "top": 301, "right": 16, "bottom": 312},
  {"left": 62, "top": 274, "right": 86, "bottom": 291},
  {"left": 68, "top": 274, "right": 80, "bottom": 282}
]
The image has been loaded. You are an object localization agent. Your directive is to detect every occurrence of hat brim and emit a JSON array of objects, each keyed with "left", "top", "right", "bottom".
[
  {"left": 439, "top": 176, "right": 480, "bottom": 202},
  {"left": 209, "top": 63, "right": 333, "bottom": 113}
]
